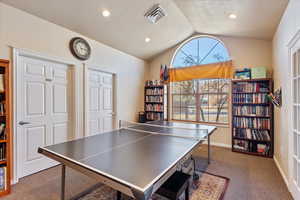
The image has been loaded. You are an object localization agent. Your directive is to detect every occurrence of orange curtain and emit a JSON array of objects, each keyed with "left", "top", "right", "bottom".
[{"left": 168, "top": 60, "right": 233, "bottom": 82}]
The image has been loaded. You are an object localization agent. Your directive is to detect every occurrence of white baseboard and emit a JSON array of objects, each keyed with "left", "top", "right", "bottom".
[
  {"left": 274, "top": 156, "right": 290, "bottom": 192},
  {"left": 203, "top": 141, "right": 231, "bottom": 148}
]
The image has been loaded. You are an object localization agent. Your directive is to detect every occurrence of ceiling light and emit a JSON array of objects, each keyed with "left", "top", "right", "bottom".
[
  {"left": 145, "top": 37, "right": 151, "bottom": 43},
  {"left": 102, "top": 10, "right": 111, "bottom": 17},
  {"left": 229, "top": 14, "right": 237, "bottom": 19}
]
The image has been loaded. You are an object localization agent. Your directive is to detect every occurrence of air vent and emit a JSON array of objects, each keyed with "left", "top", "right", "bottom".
[{"left": 145, "top": 4, "right": 167, "bottom": 24}]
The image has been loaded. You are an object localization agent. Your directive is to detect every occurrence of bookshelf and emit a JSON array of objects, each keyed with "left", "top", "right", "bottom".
[
  {"left": 144, "top": 81, "right": 165, "bottom": 121},
  {"left": 232, "top": 78, "right": 274, "bottom": 157},
  {"left": 0, "top": 59, "right": 11, "bottom": 196}
]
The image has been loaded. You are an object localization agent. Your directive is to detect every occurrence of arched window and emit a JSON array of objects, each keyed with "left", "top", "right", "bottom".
[
  {"left": 172, "top": 36, "right": 230, "bottom": 68},
  {"left": 170, "top": 36, "right": 230, "bottom": 124}
]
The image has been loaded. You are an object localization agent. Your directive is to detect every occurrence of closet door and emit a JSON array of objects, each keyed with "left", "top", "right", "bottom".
[{"left": 88, "top": 69, "right": 115, "bottom": 136}]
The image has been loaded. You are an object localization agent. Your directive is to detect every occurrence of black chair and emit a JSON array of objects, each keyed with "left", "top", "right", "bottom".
[{"left": 156, "top": 171, "right": 191, "bottom": 200}]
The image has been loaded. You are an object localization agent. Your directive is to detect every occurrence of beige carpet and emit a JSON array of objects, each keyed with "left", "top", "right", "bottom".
[{"left": 79, "top": 172, "right": 229, "bottom": 200}]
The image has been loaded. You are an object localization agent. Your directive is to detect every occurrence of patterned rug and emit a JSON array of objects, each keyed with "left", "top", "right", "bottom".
[{"left": 78, "top": 172, "right": 229, "bottom": 200}]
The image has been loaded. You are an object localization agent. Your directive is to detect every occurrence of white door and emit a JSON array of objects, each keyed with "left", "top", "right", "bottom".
[
  {"left": 291, "top": 44, "right": 300, "bottom": 199},
  {"left": 88, "top": 70, "right": 115, "bottom": 136},
  {"left": 17, "top": 56, "right": 73, "bottom": 178}
]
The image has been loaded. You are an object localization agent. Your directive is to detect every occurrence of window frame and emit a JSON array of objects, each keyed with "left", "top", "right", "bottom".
[{"left": 168, "top": 35, "right": 231, "bottom": 126}]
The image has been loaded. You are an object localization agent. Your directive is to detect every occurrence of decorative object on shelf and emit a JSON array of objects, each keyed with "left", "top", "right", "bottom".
[
  {"left": 234, "top": 68, "right": 251, "bottom": 80},
  {"left": 232, "top": 78, "right": 274, "bottom": 158},
  {"left": 0, "top": 59, "right": 11, "bottom": 197},
  {"left": 0, "top": 74, "right": 4, "bottom": 93},
  {"left": 251, "top": 67, "right": 267, "bottom": 79},
  {"left": 267, "top": 88, "right": 282, "bottom": 108},
  {"left": 69, "top": 37, "right": 91, "bottom": 60},
  {"left": 144, "top": 81, "right": 165, "bottom": 121}
]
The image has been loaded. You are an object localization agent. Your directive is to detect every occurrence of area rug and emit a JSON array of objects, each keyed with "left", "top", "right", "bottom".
[{"left": 78, "top": 171, "right": 229, "bottom": 200}]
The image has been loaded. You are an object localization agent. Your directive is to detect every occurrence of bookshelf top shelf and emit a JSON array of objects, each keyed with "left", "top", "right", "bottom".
[
  {"left": 232, "top": 78, "right": 272, "bottom": 83},
  {"left": 145, "top": 85, "right": 164, "bottom": 88}
]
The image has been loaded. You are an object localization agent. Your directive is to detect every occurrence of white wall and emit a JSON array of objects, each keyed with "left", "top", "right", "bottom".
[
  {"left": 149, "top": 35, "right": 272, "bottom": 147},
  {"left": 272, "top": 0, "right": 300, "bottom": 185},
  {"left": 0, "top": 3, "right": 149, "bottom": 137}
]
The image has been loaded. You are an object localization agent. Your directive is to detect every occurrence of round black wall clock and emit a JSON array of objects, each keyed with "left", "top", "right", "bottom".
[{"left": 69, "top": 37, "right": 91, "bottom": 60}]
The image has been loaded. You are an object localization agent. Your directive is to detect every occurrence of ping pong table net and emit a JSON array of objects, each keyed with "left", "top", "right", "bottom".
[{"left": 119, "top": 120, "right": 209, "bottom": 141}]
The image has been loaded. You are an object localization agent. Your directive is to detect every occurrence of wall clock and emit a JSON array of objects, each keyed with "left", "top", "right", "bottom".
[{"left": 69, "top": 37, "right": 91, "bottom": 60}]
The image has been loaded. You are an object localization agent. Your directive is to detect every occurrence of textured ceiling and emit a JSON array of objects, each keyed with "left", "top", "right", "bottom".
[
  {"left": 1, "top": 0, "right": 288, "bottom": 60},
  {"left": 174, "top": 0, "right": 289, "bottom": 40}
]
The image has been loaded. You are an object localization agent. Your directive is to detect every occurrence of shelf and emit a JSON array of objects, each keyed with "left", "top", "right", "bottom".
[
  {"left": 145, "top": 85, "right": 164, "bottom": 88},
  {"left": 145, "top": 102, "right": 164, "bottom": 104},
  {"left": 233, "top": 127, "right": 270, "bottom": 131},
  {"left": 232, "top": 92, "right": 269, "bottom": 94},
  {"left": 145, "top": 94, "right": 164, "bottom": 96},
  {"left": 0, "top": 160, "right": 6, "bottom": 165},
  {"left": 233, "top": 115, "right": 270, "bottom": 118},
  {"left": 145, "top": 111, "right": 164, "bottom": 113},
  {"left": 232, "top": 78, "right": 271, "bottom": 83},
  {"left": 232, "top": 103, "right": 270, "bottom": 105},
  {"left": 0, "top": 140, "right": 7, "bottom": 143},
  {"left": 232, "top": 149, "right": 272, "bottom": 158},
  {"left": 233, "top": 137, "right": 271, "bottom": 143}
]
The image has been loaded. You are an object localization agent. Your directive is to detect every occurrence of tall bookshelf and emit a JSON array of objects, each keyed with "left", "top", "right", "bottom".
[
  {"left": 144, "top": 81, "right": 164, "bottom": 121},
  {"left": 0, "top": 59, "right": 11, "bottom": 196},
  {"left": 232, "top": 78, "right": 274, "bottom": 157}
]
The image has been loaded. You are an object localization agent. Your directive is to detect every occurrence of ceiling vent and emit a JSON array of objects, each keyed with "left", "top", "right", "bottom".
[{"left": 145, "top": 4, "right": 167, "bottom": 24}]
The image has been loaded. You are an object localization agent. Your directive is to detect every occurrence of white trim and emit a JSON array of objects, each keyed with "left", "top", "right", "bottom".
[
  {"left": 83, "top": 64, "right": 118, "bottom": 137},
  {"left": 12, "top": 48, "right": 80, "bottom": 183},
  {"left": 274, "top": 156, "right": 290, "bottom": 192},
  {"left": 202, "top": 141, "right": 231, "bottom": 149}
]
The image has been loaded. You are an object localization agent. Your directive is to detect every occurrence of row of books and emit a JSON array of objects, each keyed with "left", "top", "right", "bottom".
[
  {"left": 0, "top": 124, "right": 6, "bottom": 140},
  {"left": 145, "top": 96, "right": 163, "bottom": 103},
  {"left": 233, "top": 82, "right": 269, "bottom": 93},
  {"left": 234, "top": 128, "right": 271, "bottom": 141},
  {"left": 0, "top": 167, "right": 7, "bottom": 191},
  {"left": 146, "top": 112, "right": 163, "bottom": 121},
  {"left": 0, "top": 143, "right": 5, "bottom": 161},
  {"left": 233, "top": 93, "right": 269, "bottom": 103},
  {"left": 145, "top": 104, "right": 164, "bottom": 112},
  {"left": 145, "top": 88, "right": 164, "bottom": 95},
  {"left": 233, "top": 139, "right": 271, "bottom": 156},
  {"left": 145, "top": 80, "right": 163, "bottom": 87},
  {"left": 233, "top": 105, "right": 270, "bottom": 116},
  {"left": 0, "top": 103, "right": 4, "bottom": 115},
  {"left": 233, "top": 117, "right": 270, "bottom": 129}
]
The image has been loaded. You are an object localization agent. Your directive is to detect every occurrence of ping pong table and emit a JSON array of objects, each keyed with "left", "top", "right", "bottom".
[{"left": 38, "top": 120, "right": 216, "bottom": 200}]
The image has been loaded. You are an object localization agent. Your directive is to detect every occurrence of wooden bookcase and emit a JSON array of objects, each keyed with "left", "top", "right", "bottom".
[
  {"left": 0, "top": 59, "right": 11, "bottom": 196},
  {"left": 231, "top": 78, "right": 274, "bottom": 158},
  {"left": 144, "top": 84, "right": 165, "bottom": 121}
]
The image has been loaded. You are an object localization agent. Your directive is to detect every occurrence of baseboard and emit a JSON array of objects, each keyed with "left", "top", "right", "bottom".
[
  {"left": 203, "top": 141, "right": 231, "bottom": 149},
  {"left": 274, "top": 156, "right": 290, "bottom": 192}
]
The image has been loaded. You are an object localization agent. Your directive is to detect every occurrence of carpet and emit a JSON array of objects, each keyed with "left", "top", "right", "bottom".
[{"left": 78, "top": 172, "right": 229, "bottom": 200}]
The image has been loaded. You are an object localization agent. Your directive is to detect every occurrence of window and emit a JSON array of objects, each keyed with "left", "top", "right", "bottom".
[{"left": 170, "top": 36, "right": 230, "bottom": 124}]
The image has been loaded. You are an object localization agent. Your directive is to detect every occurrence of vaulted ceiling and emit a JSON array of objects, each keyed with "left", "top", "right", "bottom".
[{"left": 1, "top": 0, "right": 288, "bottom": 60}]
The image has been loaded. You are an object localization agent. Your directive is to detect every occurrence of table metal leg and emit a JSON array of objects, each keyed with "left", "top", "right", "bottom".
[
  {"left": 61, "top": 164, "right": 66, "bottom": 200},
  {"left": 116, "top": 191, "right": 122, "bottom": 200},
  {"left": 208, "top": 135, "right": 211, "bottom": 165}
]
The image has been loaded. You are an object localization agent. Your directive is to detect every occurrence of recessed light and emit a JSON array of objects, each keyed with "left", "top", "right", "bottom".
[
  {"left": 145, "top": 37, "right": 151, "bottom": 43},
  {"left": 102, "top": 10, "right": 111, "bottom": 17},
  {"left": 229, "top": 14, "right": 237, "bottom": 19}
]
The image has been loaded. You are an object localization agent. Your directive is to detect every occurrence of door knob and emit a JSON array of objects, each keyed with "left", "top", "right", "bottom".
[{"left": 19, "top": 121, "right": 31, "bottom": 126}]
